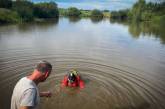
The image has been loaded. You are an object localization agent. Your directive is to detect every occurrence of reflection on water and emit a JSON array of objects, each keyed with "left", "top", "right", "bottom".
[
  {"left": 0, "top": 18, "right": 165, "bottom": 109},
  {"left": 68, "top": 16, "right": 81, "bottom": 23},
  {"left": 90, "top": 17, "right": 103, "bottom": 23},
  {"left": 18, "top": 19, "right": 59, "bottom": 32},
  {"left": 110, "top": 19, "right": 165, "bottom": 44}
]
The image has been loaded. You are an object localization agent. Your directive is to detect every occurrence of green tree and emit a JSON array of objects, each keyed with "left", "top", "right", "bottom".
[
  {"left": 67, "top": 7, "right": 81, "bottom": 16},
  {"left": 33, "top": 2, "right": 59, "bottom": 18},
  {"left": 12, "top": 1, "right": 34, "bottom": 21},
  {"left": 59, "top": 8, "right": 68, "bottom": 16},
  {"left": 111, "top": 9, "right": 129, "bottom": 20},
  {"left": 91, "top": 9, "right": 103, "bottom": 17},
  {"left": 129, "top": 0, "right": 146, "bottom": 21}
]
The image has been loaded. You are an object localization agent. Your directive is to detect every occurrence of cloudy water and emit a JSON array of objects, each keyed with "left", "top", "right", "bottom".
[{"left": 0, "top": 17, "right": 165, "bottom": 109}]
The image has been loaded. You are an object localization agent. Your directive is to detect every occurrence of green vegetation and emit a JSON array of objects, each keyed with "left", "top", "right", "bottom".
[
  {"left": 1, "top": 0, "right": 164, "bottom": 24},
  {"left": 0, "top": 8, "right": 19, "bottom": 23},
  {"left": 67, "top": 7, "right": 81, "bottom": 16},
  {"left": 80, "top": 10, "right": 91, "bottom": 17},
  {"left": 0, "top": 0, "right": 110, "bottom": 24},
  {"left": 12, "top": 1, "right": 34, "bottom": 22},
  {"left": 111, "top": 9, "right": 129, "bottom": 20},
  {"left": 91, "top": 9, "right": 103, "bottom": 18},
  {"left": 59, "top": 8, "right": 108, "bottom": 18},
  {"left": 110, "top": 0, "right": 165, "bottom": 23},
  {"left": 33, "top": 2, "right": 59, "bottom": 18},
  {"left": 59, "top": 7, "right": 82, "bottom": 16},
  {"left": 0, "top": 0, "right": 59, "bottom": 23}
]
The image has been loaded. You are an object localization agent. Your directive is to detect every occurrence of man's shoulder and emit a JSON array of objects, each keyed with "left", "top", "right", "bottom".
[{"left": 16, "top": 77, "right": 37, "bottom": 90}]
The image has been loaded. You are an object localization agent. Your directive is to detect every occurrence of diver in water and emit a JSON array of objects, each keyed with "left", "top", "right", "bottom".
[{"left": 61, "top": 70, "right": 84, "bottom": 89}]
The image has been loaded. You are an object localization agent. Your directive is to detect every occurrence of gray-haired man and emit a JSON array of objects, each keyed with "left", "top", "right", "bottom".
[{"left": 11, "top": 61, "right": 52, "bottom": 109}]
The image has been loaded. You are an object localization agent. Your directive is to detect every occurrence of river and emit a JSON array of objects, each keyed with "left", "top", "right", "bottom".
[{"left": 0, "top": 17, "right": 165, "bottom": 109}]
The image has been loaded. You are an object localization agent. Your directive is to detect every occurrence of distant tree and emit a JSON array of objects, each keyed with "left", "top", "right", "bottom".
[
  {"left": 0, "top": 0, "right": 12, "bottom": 8},
  {"left": 111, "top": 9, "right": 129, "bottom": 20},
  {"left": 59, "top": 8, "right": 68, "bottom": 16},
  {"left": 67, "top": 7, "right": 81, "bottom": 16},
  {"left": 110, "top": 0, "right": 165, "bottom": 22},
  {"left": 91, "top": 9, "right": 103, "bottom": 17},
  {"left": 33, "top": 2, "right": 59, "bottom": 18}
]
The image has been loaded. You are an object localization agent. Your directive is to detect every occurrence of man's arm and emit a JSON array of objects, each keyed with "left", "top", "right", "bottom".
[
  {"left": 20, "top": 89, "right": 37, "bottom": 108},
  {"left": 20, "top": 106, "right": 33, "bottom": 109},
  {"left": 40, "top": 91, "right": 52, "bottom": 97}
]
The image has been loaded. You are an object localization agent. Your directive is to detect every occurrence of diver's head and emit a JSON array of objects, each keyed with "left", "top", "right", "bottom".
[{"left": 68, "top": 72, "right": 76, "bottom": 83}]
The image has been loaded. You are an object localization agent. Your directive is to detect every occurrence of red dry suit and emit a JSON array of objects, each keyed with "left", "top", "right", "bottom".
[{"left": 61, "top": 75, "right": 85, "bottom": 89}]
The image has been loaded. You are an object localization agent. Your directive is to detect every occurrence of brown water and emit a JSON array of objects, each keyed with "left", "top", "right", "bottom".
[{"left": 0, "top": 18, "right": 165, "bottom": 109}]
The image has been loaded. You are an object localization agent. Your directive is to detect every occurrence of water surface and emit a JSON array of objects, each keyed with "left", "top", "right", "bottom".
[{"left": 0, "top": 18, "right": 165, "bottom": 109}]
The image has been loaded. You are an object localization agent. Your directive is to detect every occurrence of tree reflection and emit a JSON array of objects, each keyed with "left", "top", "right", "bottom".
[
  {"left": 68, "top": 16, "right": 81, "bottom": 23},
  {"left": 110, "top": 19, "right": 165, "bottom": 44},
  {"left": 90, "top": 17, "right": 103, "bottom": 24},
  {"left": 17, "top": 18, "right": 59, "bottom": 32}
]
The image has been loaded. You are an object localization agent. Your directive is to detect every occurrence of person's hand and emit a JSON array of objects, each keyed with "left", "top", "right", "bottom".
[{"left": 40, "top": 91, "right": 52, "bottom": 97}]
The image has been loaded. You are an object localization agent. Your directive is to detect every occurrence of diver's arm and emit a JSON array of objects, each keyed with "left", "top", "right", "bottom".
[
  {"left": 77, "top": 76, "right": 85, "bottom": 89},
  {"left": 61, "top": 76, "right": 68, "bottom": 87}
]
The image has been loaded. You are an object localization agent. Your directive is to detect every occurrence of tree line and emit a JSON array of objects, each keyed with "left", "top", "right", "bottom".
[
  {"left": 1, "top": 0, "right": 164, "bottom": 24},
  {"left": 110, "top": 0, "right": 165, "bottom": 22},
  {"left": 59, "top": 7, "right": 105, "bottom": 18},
  {"left": 0, "top": 0, "right": 110, "bottom": 24},
  {"left": 0, "top": 0, "right": 59, "bottom": 23}
]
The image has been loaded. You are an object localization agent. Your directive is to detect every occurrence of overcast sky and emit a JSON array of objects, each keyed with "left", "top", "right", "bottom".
[{"left": 31, "top": 0, "right": 158, "bottom": 11}]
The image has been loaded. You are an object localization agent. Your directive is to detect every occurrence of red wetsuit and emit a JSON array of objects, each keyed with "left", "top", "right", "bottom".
[{"left": 61, "top": 75, "right": 85, "bottom": 88}]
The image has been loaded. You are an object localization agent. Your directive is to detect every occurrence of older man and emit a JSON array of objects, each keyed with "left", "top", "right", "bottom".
[{"left": 11, "top": 61, "right": 52, "bottom": 109}]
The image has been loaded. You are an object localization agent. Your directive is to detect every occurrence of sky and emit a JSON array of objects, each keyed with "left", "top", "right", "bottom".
[{"left": 31, "top": 0, "right": 158, "bottom": 11}]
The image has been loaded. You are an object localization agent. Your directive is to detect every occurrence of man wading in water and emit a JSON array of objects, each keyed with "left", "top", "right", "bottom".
[{"left": 11, "top": 61, "right": 52, "bottom": 109}]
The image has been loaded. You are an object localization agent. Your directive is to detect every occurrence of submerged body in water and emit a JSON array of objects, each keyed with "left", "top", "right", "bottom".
[{"left": 61, "top": 70, "right": 85, "bottom": 89}]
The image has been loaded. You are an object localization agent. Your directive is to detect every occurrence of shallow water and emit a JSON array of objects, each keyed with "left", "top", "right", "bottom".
[{"left": 0, "top": 18, "right": 165, "bottom": 109}]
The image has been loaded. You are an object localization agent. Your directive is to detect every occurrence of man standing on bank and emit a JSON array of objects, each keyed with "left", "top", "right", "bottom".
[{"left": 11, "top": 61, "right": 52, "bottom": 109}]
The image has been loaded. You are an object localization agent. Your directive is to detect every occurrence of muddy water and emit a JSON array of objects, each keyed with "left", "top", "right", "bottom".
[{"left": 0, "top": 18, "right": 165, "bottom": 109}]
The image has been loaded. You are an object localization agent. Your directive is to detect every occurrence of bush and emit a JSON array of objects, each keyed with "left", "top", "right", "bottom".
[
  {"left": 91, "top": 9, "right": 103, "bottom": 17},
  {"left": 67, "top": 7, "right": 81, "bottom": 16},
  {"left": 33, "top": 2, "right": 59, "bottom": 18},
  {"left": 0, "top": 8, "right": 19, "bottom": 23}
]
